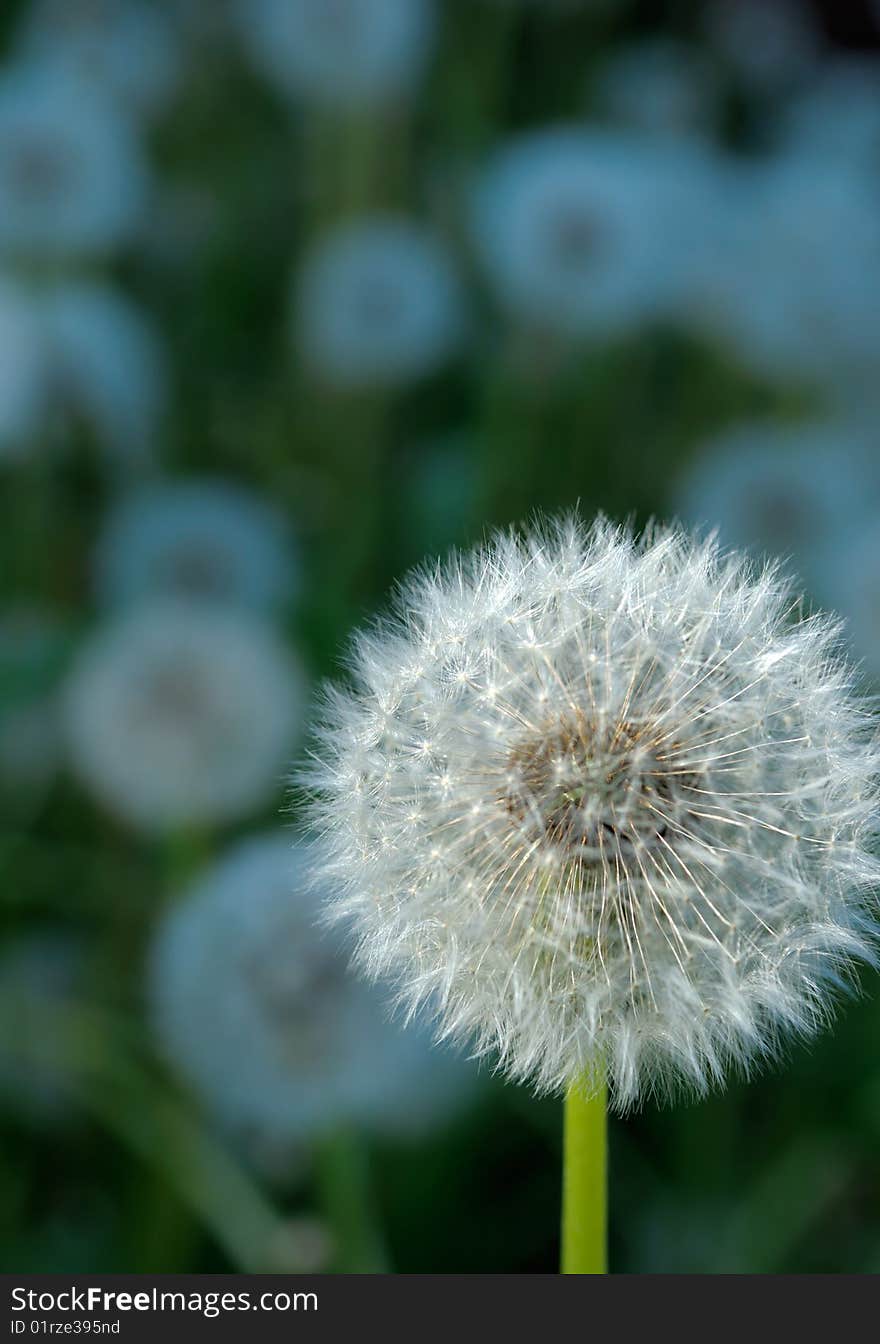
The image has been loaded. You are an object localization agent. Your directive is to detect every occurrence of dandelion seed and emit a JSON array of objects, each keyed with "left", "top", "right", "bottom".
[{"left": 304, "top": 517, "right": 880, "bottom": 1110}]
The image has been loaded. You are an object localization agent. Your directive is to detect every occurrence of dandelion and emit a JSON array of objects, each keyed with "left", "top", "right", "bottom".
[
  {"left": 38, "top": 282, "right": 166, "bottom": 463},
  {"left": 93, "top": 478, "right": 296, "bottom": 614},
  {"left": 692, "top": 156, "right": 880, "bottom": 393},
  {"left": 64, "top": 601, "right": 305, "bottom": 833},
  {"left": 16, "top": 0, "right": 182, "bottom": 122},
  {"left": 149, "top": 833, "right": 476, "bottom": 1167},
  {"left": 296, "top": 216, "right": 464, "bottom": 386},
  {"left": 674, "top": 419, "right": 879, "bottom": 602},
  {"left": 304, "top": 516, "right": 880, "bottom": 1271},
  {"left": 237, "top": 0, "right": 435, "bottom": 110},
  {"left": 472, "top": 128, "right": 716, "bottom": 340},
  {"left": 0, "top": 61, "right": 148, "bottom": 259},
  {"left": 0, "top": 276, "right": 45, "bottom": 457}
]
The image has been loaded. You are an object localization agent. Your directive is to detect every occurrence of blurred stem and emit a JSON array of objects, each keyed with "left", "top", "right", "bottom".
[
  {"left": 561, "top": 1076, "right": 607, "bottom": 1275},
  {"left": 1, "top": 1000, "right": 288, "bottom": 1273},
  {"left": 315, "top": 1129, "right": 390, "bottom": 1273}
]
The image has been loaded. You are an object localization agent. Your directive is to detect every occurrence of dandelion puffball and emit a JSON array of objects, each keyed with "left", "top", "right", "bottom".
[
  {"left": 149, "top": 833, "right": 476, "bottom": 1159},
  {"left": 0, "top": 61, "right": 148, "bottom": 258},
  {"left": 295, "top": 216, "right": 464, "bottom": 386},
  {"left": 64, "top": 601, "right": 305, "bottom": 833},
  {"left": 238, "top": 0, "right": 435, "bottom": 110},
  {"left": 305, "top": 517, "right": 880, "bottom": 1109},
  {"left": 93, "top": 477, "right": 296, "bottom": 613}
]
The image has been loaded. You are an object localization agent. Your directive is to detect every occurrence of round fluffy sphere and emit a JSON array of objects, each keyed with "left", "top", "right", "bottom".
[
  {"left": 295, "top": 216, "right": 464, "bottom": 386},
  {"left": 472, "top": 127, "right": 715, "bottom": 339},
  {"left": 238, "top": 0, "right": 435, "bottom": 109},
  {"left": 37, "top": 282, "right": 167, "bottom": 462},
  {"left": 304, "top": 517, "right": 880, "bottom": 1109},
  {"left": 64, "top": 600, "right": 305, "bottom": 833},
  {"left": 148, "top": 833, "right": 477, "bottom": 1160},
  {"left": 93, "top": 478, "right": 296, "bottom": 613},
  {"left": 17, "top": 0, "right": 183, "bottom": 122},
  {"left": 0, "top": 61, "right": 148, "bottom": 258}
]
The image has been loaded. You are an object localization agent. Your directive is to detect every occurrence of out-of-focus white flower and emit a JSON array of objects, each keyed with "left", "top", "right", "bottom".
[
  {"left": 0, "top": 61, "right": 148, "bottom": 258},
  {"left": 17, "top": 0, "right": 182, "bottom": 121},
  {"left": 0, "top": 607, "right": 67, "bottom": 804},
  {"left": 0, "top": 276, "right": 45, "bottom": 457},
  {"left": 472, "top": 127, "right": 717, "bottom": 340},
  {"left": 93, "top": 479, "right": 297, "bottom": 614},
  {"left": 38, "top": 282, "right": 166, "bottom": 463},
  {"left": 594, "top": 39, "right": 719, "bottom": 140},
  {"left": 705, "top": 0, "right": 818, "bottom": 93},
  {"left": 0, "top": 931, "right": 83, "bottom": 1122},
  {"left": 303, "top": 516, "right": 880, "bottom": 1109},
  {"left": 778, "top": 58, "right": 880, "bottom": 173},
  {"left": 296, "top": 216, "right": 464, "bottom": 385},
  {"left": 64, "top": 602, "right": 305, "bottom": 833},
  {"left": 673, "top": 419, "right": 880, "bottom": 599},
  {"left": 149, "top": 833, "right": 476, "bottom": 1158},
  {"left": 237, "top": 0, "right": 435, "bottom": 109},
  {"left": 692, "top": 156, "right": 880, "bottom": 392},
  {"left": 822, "top": 515, "right": 880, "bottom": 681}
]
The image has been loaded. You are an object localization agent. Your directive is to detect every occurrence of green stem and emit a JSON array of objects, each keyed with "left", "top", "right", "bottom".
[
  {"left": 315, "top": 1129, "right": 390, "bottom": 1273},
  {"left": 561, "top": 1076, "right": 608, "bottom": 1274}
]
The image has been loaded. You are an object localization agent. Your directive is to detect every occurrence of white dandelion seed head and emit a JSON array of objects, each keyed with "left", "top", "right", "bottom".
[
  {"left": 594, "top": 39, "right": 719, "bottom": 141},
  {"left": 472, "top": 127, "right": 717, "bottom": 340},
  {"left": 692, "top": 156, "right": 880, "bottom": 392},
  {"left": 296, "top": 216, "right": 464, "bottom": 386},
  {"left": 93, "top": 478, "right": 297, "bottom": 614},
  {"left": 0, "top": 275, "right": 45, "bottom": 456},
  {"left": 674, "top": 419, "right": 880, "bottom": 602},
  {"left": 304, "top": 516, "right": 880, "bottom": 1110},
  {"left": 37, "top": 282, "right": 166, "bottom": 463},
  {"left": 237, "top": 0, "right": 435, "bottom": 109},
  {"left": 64, "top": 601, "right": 306, "bottom": 833},
  {"left": 17, "top": 0, "right": 183, "bottom": 122},
  {"left": 148, "top": 832, "right": 477, "bottom": 1160},
  {"left": 0, "top": 60, "right": 148, "bottom": 259}
]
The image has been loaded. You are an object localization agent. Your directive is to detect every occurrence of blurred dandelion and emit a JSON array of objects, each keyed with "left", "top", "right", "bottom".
[
  {"left": 16, "top": 0, "right": 183, "bottom": 122},
  {"left": 64, "top": 601, "right": 305, "bottom": 833},
  {"left": 296, "top": 216, "right": 464, "bottom": 386},
  {"left": 237, "top": 0, "right": 435, "bottom": 110},
  {"left": 778, "top": 57, "right": 880, "bottom": 173},
  {"left": 593, "top": 39, "right": 719, "bottom": 141},
  {"left": 37, "top": 282, "right": 166, "bottom": 463},
  {"left": 148, "top": 832, "right": 476, "bottom": 1165},
  {"left": 0, "top": 60, "right": 148, "bottom": 258},
  {"left": 674, "top": 419, "right": 879, "bottom": 600},
  {"left": 93, "top": 478, "right": 296, "bottom": 614},
  {"left": 472, "top": 128, "right": 714, "bottom": 340}
]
